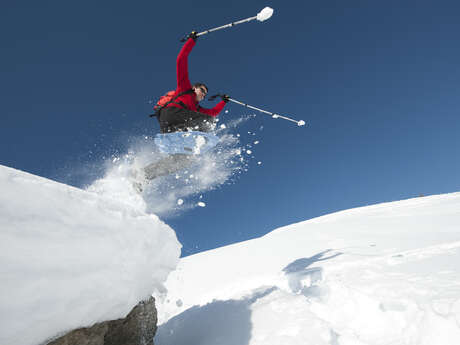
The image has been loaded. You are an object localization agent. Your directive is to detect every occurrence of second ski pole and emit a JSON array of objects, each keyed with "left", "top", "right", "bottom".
[
  {"left": 210, "top": 95, "right": 305, "bottom": 127},
  {"left": 181, "top": 7, "right": 274, "bottom": 42},
  {"left": 229, "top": 98, "right": 305, "bottom": 127}
]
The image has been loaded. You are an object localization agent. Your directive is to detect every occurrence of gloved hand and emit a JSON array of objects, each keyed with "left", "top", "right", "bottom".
[
  {"left": 188, "top": 31, "right": 199, "bottom": 41},
  {"left": 208, "top": 94, "right": 230, "bottom": 102}
]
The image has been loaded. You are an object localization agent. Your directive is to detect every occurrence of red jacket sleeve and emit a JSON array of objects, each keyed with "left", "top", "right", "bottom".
[
  {"left": 197, "top": 100, "right": 226, "bottom": 117},
  {"left": 176, "top": 38, "right": 195, "bottom": 93}
]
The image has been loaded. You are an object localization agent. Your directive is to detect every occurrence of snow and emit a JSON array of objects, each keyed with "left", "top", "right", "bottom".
[
  {"left": 3, "top": 160, "right": 460, "bottom": 345},
  {"left": 155, "top": 192, "right": 460, "bottom": 345},
  {"left": 0, "top": 165, "right": 181, "bottom": 345},
  {"left": 84, "top": 131, "right": 244, "bottom": 217},
  {"left": 193, "top": 135, "right": 207, "bottom": 154},
  {"left": 257, "top": 7, "right": 274, "bottom": 22}
]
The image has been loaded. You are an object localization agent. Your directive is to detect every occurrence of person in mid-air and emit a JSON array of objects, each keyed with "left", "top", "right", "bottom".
[
  {"left": 156, "top": 31, "right": 229, "bottom": 133},
  {"left": 136, "top": 32, "right": 229, "bottom": 188}
]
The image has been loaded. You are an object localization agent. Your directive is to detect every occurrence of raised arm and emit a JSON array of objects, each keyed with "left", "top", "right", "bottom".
[
  {"left": 176, "top": 38, "right": 195, "bottom": 93},
  {"left": 197, "top": 101, "right": 226, "bottom": 117}
]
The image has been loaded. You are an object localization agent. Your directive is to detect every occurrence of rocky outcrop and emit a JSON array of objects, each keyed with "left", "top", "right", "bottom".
[{"left": 47, "top": 297, "right": 157, "bottom": 345}]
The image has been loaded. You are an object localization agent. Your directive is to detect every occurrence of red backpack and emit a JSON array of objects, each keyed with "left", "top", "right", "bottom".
[{"left": 149, "top": 89, "right": 194, "bottom": 118}]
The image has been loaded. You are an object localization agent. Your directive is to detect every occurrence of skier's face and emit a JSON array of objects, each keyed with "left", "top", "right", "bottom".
[{"left": 194, "top": 86, "right": 207, "bottom": 102}]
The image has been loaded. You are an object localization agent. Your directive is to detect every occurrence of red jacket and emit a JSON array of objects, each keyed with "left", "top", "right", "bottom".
[{"left": 166, "top": 38, "right": 226, "bottom": 117}]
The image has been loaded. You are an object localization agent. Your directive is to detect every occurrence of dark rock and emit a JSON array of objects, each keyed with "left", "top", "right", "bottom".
[{"left": 47, "top": 297, "right": 157, "bottom": 345}]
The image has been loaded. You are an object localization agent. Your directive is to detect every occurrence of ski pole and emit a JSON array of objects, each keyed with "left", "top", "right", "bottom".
[
  {"left": 229, "top": 98, "right": 305, "bottom": 126},
  {"left": 210, "top": 95, "right": 305, "bottom": 127},
  {"left": 180, "top": 7, "right": 274, "bottom": 42}
]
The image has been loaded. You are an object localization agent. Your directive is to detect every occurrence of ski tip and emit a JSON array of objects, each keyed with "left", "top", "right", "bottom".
[{"left": 297, "top": 120, "right": 306, "bottom": 127}]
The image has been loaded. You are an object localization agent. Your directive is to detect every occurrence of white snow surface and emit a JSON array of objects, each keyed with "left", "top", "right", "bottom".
[
  {"left": 155, "top": 192, "right": 460, "bottom": 345},
  {"left": 0, "top": 165, "right": 181, "bottom": 345},
  {"left": 3, "top": 161, "right": 460, "bottom": 345}
]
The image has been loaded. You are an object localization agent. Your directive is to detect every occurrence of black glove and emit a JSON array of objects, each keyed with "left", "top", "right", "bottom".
[
  {"left": 188, "top": 31, "right": 199, "bottom": 41},
  {"left": 208, "top": 94, "right": 230, "bottom": 102}
]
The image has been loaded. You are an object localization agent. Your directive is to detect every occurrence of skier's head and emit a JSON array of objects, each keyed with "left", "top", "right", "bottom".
[{"left": 192, "top": 82, "right": 208, "bottom": 102}]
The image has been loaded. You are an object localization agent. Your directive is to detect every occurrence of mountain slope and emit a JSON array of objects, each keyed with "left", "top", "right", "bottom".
[{"left": 156, "top": 193, "right": 460, "bottom": 345}]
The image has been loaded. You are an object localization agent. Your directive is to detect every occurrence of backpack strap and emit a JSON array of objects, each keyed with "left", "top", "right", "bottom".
[{"left": 149, "top": 89, "right": 194, "bottom": 118}]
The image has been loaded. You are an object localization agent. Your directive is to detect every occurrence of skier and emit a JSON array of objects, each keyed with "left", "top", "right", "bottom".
[
  {"left": 134, "top": 32, "right": 230, "bottom": 190},
  {"left": 131, "top": 8, "right": 300, "bottom": 191},
  {"left": 157, "top": 31, "right": 229, "bottom": 133}
]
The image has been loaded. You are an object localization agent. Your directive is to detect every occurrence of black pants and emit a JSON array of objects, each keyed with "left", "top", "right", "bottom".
[{"left": 158, "top": 107, "right": 216, "bottom": 133}]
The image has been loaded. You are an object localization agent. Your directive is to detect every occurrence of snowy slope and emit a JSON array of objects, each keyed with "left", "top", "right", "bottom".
[
  {"left": 155, "top": 193, "right": 460, "bottom": 345},
  {"left": 0, "top": 165, "right": 181, "bottom": 345}
]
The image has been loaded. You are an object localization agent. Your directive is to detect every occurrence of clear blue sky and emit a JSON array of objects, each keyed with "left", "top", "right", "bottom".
[{"left": 2, "top": 0, "right": 460, "bottom": 256}]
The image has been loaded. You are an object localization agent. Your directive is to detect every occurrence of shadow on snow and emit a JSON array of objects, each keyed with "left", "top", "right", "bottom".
[
  {"left": 155, "top": 287, "right": 276, "bottom": 345},
  {"left": 282, "top": 249, "right": 343, "bottom": 296},
  {"left": 156, "top": 250, "right": 342, "bottom": 345},
  {"left": 282, "top": 249, "right": 343, "bottom": 274}
]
